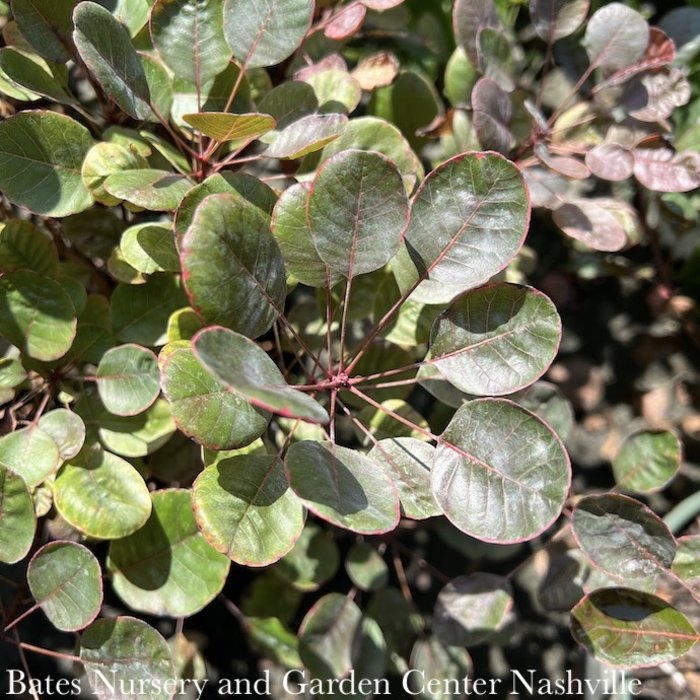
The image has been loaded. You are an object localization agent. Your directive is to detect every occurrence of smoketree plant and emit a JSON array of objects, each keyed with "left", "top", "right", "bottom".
[{"left": 0, "top": 0, "right": 698, "bottom": 696}]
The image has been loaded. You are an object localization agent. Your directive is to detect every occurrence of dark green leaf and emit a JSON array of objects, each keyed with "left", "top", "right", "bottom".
[
  {"left": 0, "top": 219, "right": 58, "bottom": 276},
  {"left": 0, "top": 464, "right": 36, "bottom": 564}
]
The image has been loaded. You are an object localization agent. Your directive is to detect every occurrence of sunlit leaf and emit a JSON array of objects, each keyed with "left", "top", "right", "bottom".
[
  {"left": 571, "top": 589, "right": 698, "bottom": 668},
  {"left": 265, "top": 113, "right": 347, "bottom": 159},
  {"left": 286, "top": 441, "right": 400, "bottom": 534},
  {"left": 583, "top": 3, "right": 649, "bottom": 71},
  {"left": 346, "top": 542, "right": 389, "bottom": 591},
  {"left": 108, "top": 489, "right": 230, "bottom": 616},
  {"left": 613, "top": 430, "right": 682, "bottom": 493},
  {"left": 192, "top": 455, "right": 305, "bottom": 566},
  {"left": 432, "top": 399, "right": 570, "bottom": 543},
  {"left": 28, "top": 541, "right": 102, "bottom": 631},
  {"left": 183, "top": 112, "right": 276, "bottom": 142},
  {"left": 633, "top": 148, "right": 700, "bottom": 193},
  {"left": 120, "top": 223, "right": 179, "bottom": 274},
  {"left": 38, "top": 409, "right": 86, "bottom": 461},
  {"left": 104, "top": 170, "right": 193, "bottom": 211},
  {"left": 0, "top": 423, "right": 61, "bottom": 488},
  {"left": 0, "top": 464, "right": 36, "bottom": 564},
  {"left": 193, "top": 326, "right": 329, "bottom": 423}
]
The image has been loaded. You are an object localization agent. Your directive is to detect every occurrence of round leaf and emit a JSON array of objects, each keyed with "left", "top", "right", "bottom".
[
  {"left": 530, "top": 0, "right": 589, "bottom": 43},
  {"left": 273, "top": 524, "right": 340, "bottom": 592},
  {"left": 0, "top": 424, "right": 61, "bottom": 488},
  {"left": 346, "top": 543, "right": 389, "bottom": 591},
  {"left": 431, "top": 399, "right": 570, "bottom": 543},
  {"left": 401, "top": 152, "right": 529, "bottom": 304},
  {"left": 192, "top": 326, "right": 329, "bottom": 424},
  {"left": 308, "top": 149, "right": 409, "bottom": 278},
  {"left": 108, "top": 489, "right": 230, "bottom": 616},
  {"left": 159, "top": 341, "right": 270, "bottom": 450},
  {"left": 433, "top": 573, "right": 513, "bottom": 646},
  {"left": 572, "top": 494, "right": 676, "bottom": 587},
  {"left": 429, "top": 283, "right": 561, "bottom": 396},
  {"left": 120, "top": 223, "right": 180, "bottom": 274},
  {"left": 38, "top": 409, "right": 86, "bottom": 461},
  {"left": 223, "top": 0, "right": 314, "bottom": 69},
  {"left": 181, "top": 194, "right": 286, "bottom": 338},
  {"left": 81, "top": 616, "right": 175, "bottom": 700},
  {"left": 54, "top": 448, "right": 152, "bottom": 539},
  {"left": 409, "top": 637, "right": 472, "bottom": 700},
  {"left": 673, "top": 536, "right": 700, "bottom": 598},
  {"left": 27, "top": 541, "right": 102, "bottom": 631},
  {"left": 183, "top": 112, "right": 276, "bottom": 142},
  {"left": 150, "top": 0, "right": 231, "bottom": 84},
  {"left": 0, "top": 464, "right": 36, "bottom": 564},
  {"left": 583, "top": 3, "right": 649, "bottom": 71},
  {"left": 192, "top": 455, "right": 305, "bottom": 566},
  {"left": 286, "top": 441, "right": 400, "bottom": 534},
  {"left": 0, "top": 111, "right": 93, "bottom": 217},
  {"left": 368, "top": 437, "right": 440, "bottom": 520},
  {"left": 82, "top": 142, "right": 150, "bottom": 207},
  {"left": 265, "top": 113, "right": 347, "bottom": 159},
  {"left": 104, "top": 170, "right": 192, "bottom": 211},
  {"left": 571, "top": 589, "right": 698, "bottom": 668},
  {"left": 73, "top": 2, "right": 151, "bottom": 120},
  {"left": 0, "top": 270, "right": 77, "bottom": 361},
  {"left": 613, "top": 430, "right": 682, "bottom": 493},
  {"left": 96, "top": 344, "right": 160, "bottom": 416},
  {"left": 298, "top": 592, "right": 363, "bottom": 680}
]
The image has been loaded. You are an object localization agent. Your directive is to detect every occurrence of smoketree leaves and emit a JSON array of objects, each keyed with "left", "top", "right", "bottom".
[
  {"left": 0, "top": 111, "right": 93, "bottom": 217},
  {"left": 286, "top": 441, "right": 400, "bottom": 535},
  {"left": 181, "top": 194, "right": 286, "bottom": 338},
  {"left": 28, "top": 542, "right": 103, "bottom": 631},
  {"left": 223, "top": 0, "right": 314, "bottom": 69},
  {"left": 583, "top": 3, "right": 649, "bottom": 71},
  {"left": 0, "top": 464, "right": 36, "bottom": 565},
  {"left": 73, "top": 2, "right": 151, "bottom": 121},
  {"left": 307, "top": 150, "right": 409, "bottom": 278},
  {"left": 108, "top": 490, "right": 230, "bottom": 616},
  {"left": 401, "top": 152, "right": 529, "bottom": 304},
  {"left": 192, "top": 455, "right": 305, "bottom": 566},
  {"left": 432, "top": 399, "right": 570, "bottom": 543},
  {"left": 612, "top": 431, "right": 682, "bottom": 493},
  {"left": 429, "top": 283, "right": 561, "bottom": 396},
  {"left": 530, "top": 0, "right": 589, "bottom": 43},
  {"left": 571, "top": 589, "right": 699, "bottom": 668}
]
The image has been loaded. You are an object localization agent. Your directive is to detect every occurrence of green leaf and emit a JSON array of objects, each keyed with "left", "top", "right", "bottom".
[
  {"left": 409, "top": 637, "right": 472, "bottom": 700},
  {"left": 73, "top": 1, "right": 151, "bottom": 120},
  {"left": 223, "top": 0, "right": 314, "bottom": 69},
  {"left": 104, "top": 169, "right": 193, "bottom": 211},
  {"left": 181, "top": 194, "right": 286, "bottom": 338},
  {"left": 0, "top": 48, "right": 74, "bottom": 104},
  {"left": 571, "top": 589, "right": 698, "bottom": 668},
  {"left": 193, "top": 326, "right": 329, "bottom": 423},
  {"left": 257, "top": 80, "right": 318, "bottom": 136},
  {"left": 530, "top": 0, "right": 590, "bottom": 43},
  {"left": 346, "top": 543, "right": 389, "bottom": 591},
  {"left": 428, "top": 283, "right": 561, "bottom": 396},
  {"left": 400, "top": 152, "right": 529, "bottom": 304},
  {"left": 0, "top": 424, "right": 61, "bottom": 488},
  {"left": 572, "top": 494, "right": 676, "bottom": 588},
  {"left": 273, "top": 523, "right": 340, "bottom": 592},
  {"left": 307, "top": 150, "right": 409, "bottom": 278},
  {"left": 368, "top": 438, "right": 440, "bottom": 520},
  {"left": 298, "top": 593, "right": 363, "bottom": 679},
  {"left": 304, "top": 69, "right": 362, "bottom": 114},
  {"left": 102, "top": 0, "right": 153, "bottom": 36},
  {"left": 159, "top": 340, "right": 270, "bottom": 449},
  {"left": 247, "top": 617, "right": 303, "bottom": 669},
  {"left": 612, "top": 430, "right": 682, "bottom": 493},
  {"left": 81, "top": 617, "right": 175, "bottom": 699},
  {"left": 0, "top": 219, "right": 58, "bottom": 276},
  {"left": 96, "top": 344, "right": 160, "bottom": 416},
  {"left": 166, "top": 307, "right": 203, "bottom": 342},
  {"left": 444, "top": 46, "right": 478, "bottom": 108},
  {"left": 108, "top": 489, "right": 230, "bottom": 616},
  {"left": 192, "top": 455, "right": 305, "bottom": 566},
  {"left": 120, "top": 223, "right": 180, "bottom": 274},
  {"left": 183, "top": 112, "right": 276, "bottom": 141},
  {"left": 140, "top": 53, "right": 173, "bottom": 122},
  {"left": 0, "top": 270, "right": 77, "bottom": 361},
  {"left": 27, "top": 541, "right": 102, "bottom": 631},
  {"left": 150, "top": 0, "right": 231, "bottom": 84},
  {"left": 320, "top": 116, "right": 424, "bottom": 193},
  {"left": 453, "top": 0, "right": 500, "bottom": 66},
  {"left": 583, "top": 3, "right": 649, "bottom": 71},
  {"left": 477, "top": 28, "right": 517, "bottom": 92},
  {"left": 432, "top": 399, "right": 570, "bottom": 543},
  {"left": 509, "top": 381, "right": 574, "bottom": 441},
  {"left": 174, "top": 172, "right": 276, "bottom": 242},
  {"left": 265, "top": 113, "right": 347, "bottom": 159},
  {"left": 271, "top": 182, "right": 342, "bottom": 288},
  {"left": 38, "top": 409, "right": 86, "bottom": 461},
  {"left": 286, "top": 441, "right": 400, "bottom": 534},
  {"left": 54, "top": 447, "right": 152, "bottom": 538},
  {"left": 77, "top": 393, "right": 176, "bottom": 457},
  {"left": 433, "top": 573, "right": 513, "bottom": 646},
  {"left": 0, "top": 111, "right": 93, "bottom": 217},
  {"left": 71, "top": 294, "right": 116, "bottom": 364},
  {"left": 111, "top": 274, "right": 188, "bottom": 345},
  {"left": 81, "top": 142, "right": 149, "bottom": 207},
  {"left": 0, "top": 464, "right": 36, "bottom": 564},
  {"left": 12, "top": 0, "right": 76, "bottom": 62}
]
